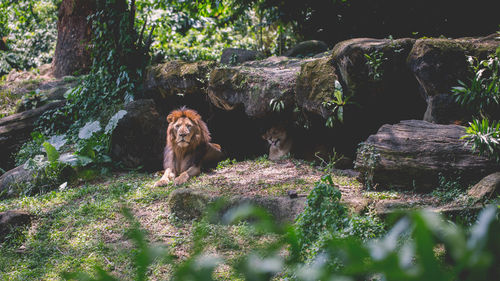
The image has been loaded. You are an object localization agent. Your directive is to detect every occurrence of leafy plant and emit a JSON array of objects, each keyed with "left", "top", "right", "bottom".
[
  {"left": 461, "top": 118, "right": 500, "bottom": 162},
  {"left": 322, "top": 80, "right": 352, "bottom": 128},
  {"left": 269, "top": 97, "right": 285, "bottom": 112},
  {"left": 453, "top": 55, "right": 500, "bottom": 118},
  {"left": 0, "top": 0, "right": 59, "bottom": 76},
  {"left": 20, "top": 89, "right": 47, "bottom": 110},
  {"left": 452, "top": 53, "right": 500, "bottom": 163},
  {"left": 431, "top": 172, "right": 467, "bottom": 203},
  {"left": 364, "top": 49, "right": 387, "bottom": 81}
]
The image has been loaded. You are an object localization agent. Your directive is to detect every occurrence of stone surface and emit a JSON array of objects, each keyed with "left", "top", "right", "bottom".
[
  {"left": 167, "top": 188, "right": 306, "bottom": 223},
  {"left": 468, "top": 172, "right": 500, "bottom": 200},
  {"left": 285, "top": 40, "right": 329, "bottom": 57},
  {"left": 0, "top": 101, "right": 65, "bottom": 171},
  {"left": 220, "top": 48, "right": 263, "bottom": 65},
  {"left": 354, "top": 120, "right": 500, "bottom": 192},
  {"left": 110, "top": 99, "right": 166, "bottom": 171},
  {"left": 208, "top": 56, "right": 315, "bottom": 118},
  {"left": 407, "top": 34, "right": 499, "bottom": 124},
  {"left": 144, "top": 60, "right": 216, "bottom": 98},
  {"left": 0, "top": 165, "right": 34, "bottom": 199},
  {"left": 332, "top": 37, "right": 425, "bottom": 121},
  {"left": 0, "top": 210, "right": 32, "bottom": 242},
  {"left": 295, "top": 56, "right": 338, "bottom": 118}
]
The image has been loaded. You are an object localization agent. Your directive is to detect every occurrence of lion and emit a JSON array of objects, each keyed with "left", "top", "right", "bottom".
[
  {"left": 154, "top": 107, "right": 224, "bottom": 186},
  {"left": 262, "top": 125, "right": 293, "bottom": 161}
]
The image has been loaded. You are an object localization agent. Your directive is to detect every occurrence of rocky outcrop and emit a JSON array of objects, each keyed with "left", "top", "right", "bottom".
[
  {"left": 208, "top": 56, "right": 315, "bottom": 118},
  {"left": 354, "top": 120, "right": 500, "bottom": 192},
  {"left": 220, "top": 48, "right": 263, "bottom": 65},
  {"left": 0, "top": 101, "right": 65, "bottom": 171},
  {"left": 0, "top": 210, "right": 32, "bottom": 242},
  {"left": 295, "top": 56, "right": 338, "bottom": 118},
  {"left": 167, "top": 188, "right": 306, "bottom": 223},
  {"left": 468, "top": 172, "right": 500, "bottom": 201},
  {"left": 285, "top": 40, "right": 329, "bottom": 57},
  {"left": 110, "top": 99, "right": 166, "bottom": 171},
  {"left": 332, "top": 37, "right": 426, "bottom": 123},
  {"left": 0, "top": 165, "right": 34, "bottom": 199},
  {"left": 407, "top": 34, "right": 499, "bottom": 124},
  {"left": 143, "top": 60, "right": 217, "bottom": 114}
]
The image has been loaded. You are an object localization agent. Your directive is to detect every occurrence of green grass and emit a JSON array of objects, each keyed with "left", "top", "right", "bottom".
[{"left": 0, "top": 172, "right": 173, "bottom": 281}]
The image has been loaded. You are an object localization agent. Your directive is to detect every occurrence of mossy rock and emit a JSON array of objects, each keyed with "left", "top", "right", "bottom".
[
  {"left": 144, "top": 60, "right": 217, "bottom": 98},
  {"left": 407, "top": 34, "right": 498, "bottom": 124},
  {"left": 208, "top": 56, "right": 309, "bottom": 118},
  {"left": 295, "top": 56, "right": 338, "bottom": 118}
]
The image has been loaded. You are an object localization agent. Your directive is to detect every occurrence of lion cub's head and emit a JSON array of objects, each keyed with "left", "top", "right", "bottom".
[
  {"left": 167, "top": 107, "right": 211, "bottom": 150},
  {"left": 262, "top": 126, "right": 288, "bottom": 148}
]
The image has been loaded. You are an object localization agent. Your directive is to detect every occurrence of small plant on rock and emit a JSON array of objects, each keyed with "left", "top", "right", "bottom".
[{"left": 364, "top": 49, "right": 387, "bottom": 81}]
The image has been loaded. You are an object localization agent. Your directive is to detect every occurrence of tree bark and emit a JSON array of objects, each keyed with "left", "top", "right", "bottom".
[{"left": 51, "top": 0, "right": 96, "bottom": 78}]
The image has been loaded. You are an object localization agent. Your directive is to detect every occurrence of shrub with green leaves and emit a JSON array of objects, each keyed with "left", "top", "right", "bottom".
[
  {"left": 453, "top": 53, "right": 500, "bottom": 162},
  {"left": 0, "top": 0, "right": 59, "bottom": 76},
  {"left": 364, "top": 49, "right": 387, "bottom": 81},
  {"left": 453, "top": 55, "right": 500, "bottom": 118},
  {"left": 462, "top": 118, "right": 500, "bottom": 162}
]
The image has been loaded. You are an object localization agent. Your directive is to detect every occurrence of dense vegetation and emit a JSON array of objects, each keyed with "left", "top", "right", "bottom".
[{"left": 1, "top": 0, "right": 499, "bottom": 280}]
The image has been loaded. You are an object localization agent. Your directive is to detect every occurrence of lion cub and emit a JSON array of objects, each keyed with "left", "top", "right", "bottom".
[{"left": 262, "top": 126, "right": 293, "bottom": 161}]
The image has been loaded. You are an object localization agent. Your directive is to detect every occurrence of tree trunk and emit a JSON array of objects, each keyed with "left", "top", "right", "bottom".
[{"left": 51, "top": 0, "right": 96, "bottom": 78}]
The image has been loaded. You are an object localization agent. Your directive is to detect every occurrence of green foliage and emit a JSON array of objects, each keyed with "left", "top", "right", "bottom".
[
  {"left": 322, "top": 80, "right": 352, "bottom": 128},
  {"left": 0, "top": 0, "right": 59, "bottom": 76},
  {"left": 15, "top": 131, "right": 46, "bottom": 166},
  {"left": 269, "top": 98, "right": 285, "bottom": 112},
  {"left": 431, "top": 172, "right": 468, "bottom": 203},
  {"left": 216, "top": 158, "right": 237, "bottom": 170},
  {"left": 364, "top": 49, "right": 387, "bottom": 81},
  {"left": 462, "top": 118, "right": 500, "bottom": 162},
  {"left": 295, "top": 175, "right": 349, "bottom": 252},
  {"left": 17, "top": 146, "right": 68, "bottom": 197},
  {"left": 453, "top": 55, "right": 500, "bottom": 118},
  {"left": 61, "top": 195, "right": 500, "bottom": 281},
  {"left": 134, "top": 0, "right": 301, "bottom": 61},
  {"left": 452, "top": 52, "right": 500, "bottom": 163},
  {"left": 29, "top": 0, "right": 144, "bottom": 177},
  {"left": 62, "top": 207, "right": 170, "bottom": 281},
  {"left": 20, "top": 89, "right": 47, "bottom": 110}
]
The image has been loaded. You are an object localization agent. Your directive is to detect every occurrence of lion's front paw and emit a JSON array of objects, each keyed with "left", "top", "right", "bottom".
[
  {"left": 174, "top": 172, "right": 190, "bottom": 185},
  {"left": 153, "top": 179, "right": 170, "bottom": 187}
]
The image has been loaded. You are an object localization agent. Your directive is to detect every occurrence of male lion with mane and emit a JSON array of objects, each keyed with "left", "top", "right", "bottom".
[{"left": 154, "top": 107, "right": 224, "bottom": 186}]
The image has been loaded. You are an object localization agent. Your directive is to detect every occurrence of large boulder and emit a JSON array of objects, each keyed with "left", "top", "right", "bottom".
[
  {"left": 468, "top": 172, "right": 500, "bottom": 201},
  {"left": 295, "top": 56, "right": 338, "bottom": 118},
  {"left": 0, "top": 165, "right": 34, "bottom": 199},
  {"left": 285, "top": 40, "right": 329, "bottom": 58},
  {"left": 354, "top": 120, "right": 500, "bottom": 192},
  {"left": 0, "top": 101, "right": 65, "bottom": 171},
  {"left": 220, "top": 48, "right": 263, "bottom": 65},
  {"left": 167, "top": 188, "right": 306, "bottom": 223},
  {"left": 0, "top": 210, "right": 32, "bottom": 242},
  {"left": 330, "top": 38, "right": 426, "bottom": 154},
  {"left": 407, "top": 34, "right": 499, "bottom": 124},
  {"left": 144, "top": 60, "right": 217, "bottom": 102},
  {"left": 208, "top": 56, "right": 316, "bottom": 118},
  {"left": 332, "top": 37, "right": 425, "bottom": 122},
  {"left": 110, "top": 99, "right": 166, "bottom": 171}
]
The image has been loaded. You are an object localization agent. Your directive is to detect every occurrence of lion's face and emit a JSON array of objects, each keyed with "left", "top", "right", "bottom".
[
  {"left": 262, "top": 126, "right": 287, "bottom": 147},
  {"left": 166, "top": 107, "right": 211, "bottom": 152},
  {"left": 171, "top": 117, "right": 197, "bottom": 148}
]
